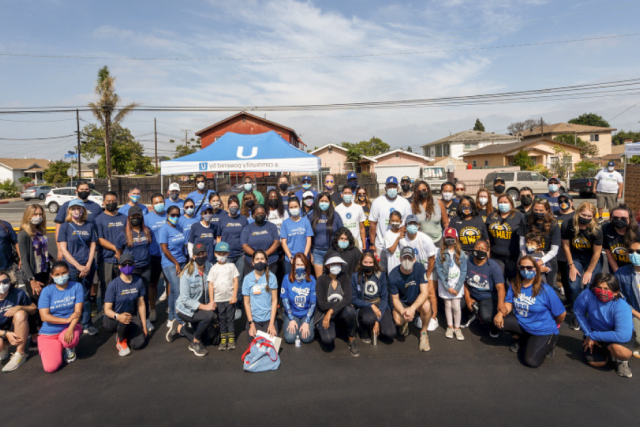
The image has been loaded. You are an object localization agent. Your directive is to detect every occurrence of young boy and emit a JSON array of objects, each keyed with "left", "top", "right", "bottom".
[
  {"left": 207, "top": 242, "right": 239, "bottom": 351},
  {"left": 523, "top": 231, "right": 550, "bottom": 281}
]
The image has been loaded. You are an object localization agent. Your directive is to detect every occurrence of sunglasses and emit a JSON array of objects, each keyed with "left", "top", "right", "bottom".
[
  {"left": 184, "top": 205, "right": 194, "bottom": 209},
  {"left": 612, "top": 217, "right": 628, "bottom": 222},
  {"left": 168, "top": 214, "right": 180, "bottom": 218},
  {"left": 519, "top": 265, "right": 536, "bottom": 271},
  {"left": 0, "top": 279, "right": 10, "bottom": 285},
  {"left": 121, "top": 262, "right": 134, "bottom": 268},
  {"left": 628, "top": 249, "right": 640, "bottom": 255},
  {"left": 325, "top": 180, "right": 334, "bottom": 183}
]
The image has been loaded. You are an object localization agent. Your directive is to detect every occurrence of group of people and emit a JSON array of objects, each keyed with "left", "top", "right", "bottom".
[{"left": 0, "top": 164, "right": 638, "bottom": 379}]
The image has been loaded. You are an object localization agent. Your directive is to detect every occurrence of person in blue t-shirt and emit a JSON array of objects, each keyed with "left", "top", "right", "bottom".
[
  {"left": 574, "top": 273, "right": 634, "bottom": 378},
  {"left": 494, "top": 255, "right": 566, "bottom": 368},
  {"left": 308, "top": 193, "right": 344, "bottom": 277},
  {"left": 188, "top": 206, "right": 218, "bottom": 264},
  {"left": 0, "top": 270, "right": 36, "bottom": 372},
  {"left": 218, "top": 196, "right": 248, "bottom": 282},
  {"left": 240, "top": 205, "right": 280, "bottom": 277},
  {"left": 159, "top": 205, "right": 187, "bottom": 327},
  {"left": 95, "top": 191, "right": 127, "bottom": 303},
  {"left": 294, "top": 175, "right": 317, "bottom": 201},
  {"left": 102, "top": 253, "right": 148, "bottom": 356},
  {"left": 281, "top": 253, "right": 316, "bottom": 344},
  {"left": 187, "top": 174, "right": 216, "bottom": 217},
  {"left": 56, "top": 199, "right": 99, "bottom": 335},
  {"left": 242, "top": 250, "right": 279, "bottom": 342},
  {"left": 209, "top": 193, "right": 228, "bottom": 229},
  {"left": 144, "top": 193, "right": 168, "bottom": 313},
  {"left": 165, "top": 182, "right": 184, "bottom": 215},
  {"left": 118, "top": 186, "right": 149, "bottom": 216},
  {"left": 537, "top": 177, "right": 562, "bottom": 214},
  {"left": 280, "top": 197, "right": 313, "bottom": 276},
  {"left": 178, "top": 198, "right": 200, "bottom": 246}
]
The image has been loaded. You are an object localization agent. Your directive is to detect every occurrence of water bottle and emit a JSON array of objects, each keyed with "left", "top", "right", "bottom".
[
  {"left": 372, "top": 331, "right": 378, "bottom": 346},
  {"left": 295, "top": 335, "right": 301, "bottom": 348}
]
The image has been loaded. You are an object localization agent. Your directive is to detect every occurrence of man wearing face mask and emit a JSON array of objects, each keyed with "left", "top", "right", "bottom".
[
  {"left": 594, "top": 161, "right": 624, "bottom": 223},
  {"left": 294, "top": 175, "right": 318, "bottom": 201},
  {"left": 614, "top": 241, "right": 640, "bottom": 358},
  {"left": 400, "top": 176, "right": 414, "bottom": 202},
  {"left": 95, "top": 191, "right": 127, "bottom": 307},
  {"left": 277, "top": 175, "right": 291, "bottom": 205},
  {"left": 144, "top": 193, "right": 168, "bottom": 311},
  {"left": 187, "top": 174, "right": 218, "bottom": 216},
  {"left": 165, "top": 183, "right": 185, "bottom": 215},
  {"left": 237, "top": 176, "right": 265, "bottom": 207},
  {"left": 323, "top": 174, "right": 343, "bottom": 207},
  {"left": 118, "top": 187, "right": 149, "bottom": 216},
  {"left": 516, "top": 187, "right": 534, "bottom": 222},
  {"left": 346, "top": 172, "right": 358, "bottom": 192},
  {"left": 538, "top": 177, "right": 562, "bottom": 214},
  {"left": 454, "top": 182, "right": 466, "bottom": 202},
  {"left": 369, "top": 176, "right": 412, "bottom": 257},
  {"left": 491, "top": 177, "right": 508, "bottom": 206}
]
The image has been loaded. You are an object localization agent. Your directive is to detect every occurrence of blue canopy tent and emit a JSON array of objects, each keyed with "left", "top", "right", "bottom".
[{"left": 160, "top": 131, "right": 321, "bottom": 193}]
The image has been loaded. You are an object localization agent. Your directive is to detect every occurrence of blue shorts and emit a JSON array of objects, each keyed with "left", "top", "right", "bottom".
[{"left": 311, "top": 248, "right": 327, "bottom": 266}]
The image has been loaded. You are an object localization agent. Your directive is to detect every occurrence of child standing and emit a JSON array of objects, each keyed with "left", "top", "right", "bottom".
[
  {"left": 435, "top": 227, "right": 467, "bottom": 341},
  {"left": 384, "top": 211, "right": 405, "bottom": 273},
  {"left": 207, "top": 242, "right": 239, "bottom": 351},
  {"left": 523, "top": 231, "right": 550, "bottom": 283}
]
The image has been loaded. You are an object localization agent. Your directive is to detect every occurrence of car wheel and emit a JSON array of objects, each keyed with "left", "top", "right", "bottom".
[
  {"left": 579, "top": 192, "right": 592, "bottom": 199},
  {"left": 38, "top": 193, "right": 45, "bottom": 200},
  {"left": 506, "top": 188, "right": 519, "bottom": 202},
  {"left": 24, "top": 198, "right": 31, "bottom": 202},
  {"left": 48, "top": 202, "right": 59, "bottom": 213}
]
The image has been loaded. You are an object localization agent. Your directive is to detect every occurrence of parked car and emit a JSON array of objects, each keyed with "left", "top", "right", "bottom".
[
  {"left": 484, "top": 171, "right": 567, "bottom": 201},
  {"left": 570, "top": 169, "right": 624, "bottom": 199},
  {"left": 20, "top": 185, "right": 54, "bottom": 201},
  {"left": 45, "top": 187, "right": 103, "bottom": 213}
]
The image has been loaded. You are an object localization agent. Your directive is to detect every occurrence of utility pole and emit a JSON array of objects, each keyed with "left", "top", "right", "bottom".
[
  {"left": 540, "top": 117, "right": 544, "bottom": 139},
  {"left": 154, "top": 118, "right": 158, "bottom": 173},
  {"left": 76, "top": 109, "right": 81, "bottom": 180},
  {"left": 181, "top": 129, "right": 192, "bottom": 146}
]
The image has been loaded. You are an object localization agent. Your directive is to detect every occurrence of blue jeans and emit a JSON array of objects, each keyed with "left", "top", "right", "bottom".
[
  {"left": 283, "top": 316, "right": 315, "bottom": 344},
  {"left": 69, "top": 264, "right": 96, "bottom": 329},
  {"left": 568, "top": 257, "right": 603, "bottom": 304},
  {"left": 311, "top": 248, "right": 327, "bottom": 266},
  {"left": 163, "top": 263, "right": 186, "bottom": 324}
]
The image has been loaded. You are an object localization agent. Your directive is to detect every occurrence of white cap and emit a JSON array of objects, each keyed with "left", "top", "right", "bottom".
[
  {"left": 303, "top": 191, "right": 314, "bottom": 199},
  {"left": 168, "top": 182, "right": 180, "bottom": 191},
  {"left": 324, "top": 256, "right": 347, "bottom": 266}
]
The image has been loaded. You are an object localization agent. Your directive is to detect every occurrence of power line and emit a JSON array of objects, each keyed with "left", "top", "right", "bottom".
[
  {"left": 0, "top": 117, "right": 75, "bottom": 123},
  {"left": 607, "top": 99, "right": 640, "bottom": 122},
  {"left": 0, "top": 134, "right": 76, "bottom": 140}
]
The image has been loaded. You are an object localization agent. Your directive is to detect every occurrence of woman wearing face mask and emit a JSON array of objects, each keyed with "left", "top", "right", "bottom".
[
  {"left": 277, "top": 176, "right": 291, "bottom": 204},
  {"left": 301, "top": 191, "right": 316, "bottom": 218},
  {"left": 0, "top": 270, "right": 35, "bottom": 372},
  {"left": 18, "top": 204, "right": 49, "bottom": 344},
  {"left": 188, "top": 206, "right": 218, "bottom": 264},
  {"left": 37, "top": 261, "right": 84, "bottom": 373},
  {"left": 57, "top": 199, "right": 98, "bottom": 336},
  {"left": 412, "top": 181, "right": 449, "bottom": 246},
  {"left": 516, "top": 187, "right": 534, "bottom": 222},
  {"left": 475, "top": 188, "right": 493, "bottom": 222},
  {"left": 614, "top": 240, "right": 640, "bottom": 358},
  {"left": 384, "top": 211, "right": 405, "bottom": 272},
  {"left": 440, "top": 182, "right": 458, "bottom": 220},
  {"left": 562, "top": 202, "right": 604, "bottom": 328},
  {"left": 450, "top": 196, "right": 489, "bottom": 255},
  {"left": 240, "top": 192, "right": 257, "bottom": 223},
  {"left": 208, "top": 193, "right": 228, "bottom": 227},
  {"left": 527, "top": 199, "right": 561, "bottom": 293},
  {"left": 159, "top": 205, "right": 187, "bottom": 337},
  {"left": 435, "top": 228, "right": 467, "bottom": 340},
  {"left": 102, "top": 253, "right": 148, "bottom": 357},
  {"left": 356, "top": 187, "right": 372, "bottom": 249},
  {"left": 242, "top": 250, "right": 279, "bottom": 340},
  {"left": 240, "top": 205, "right": 280, "bottom": 277},
  {"left": 143, "top": 193, "right": 168, "bottom": 306},
  {"left": 280, "top": 197, "right": 313, "bottom": 276},
  {"left": 217, "top": 196, "right": 248, "bottom": 283},
  {"left": 265, "top": 189, "right": 289, "bottom": 233},
  {"left": 315, "top": 256, "right": 359, "bottom": 356},
  {"left": 178, "top": 198, "right": 199, "bottom": 249},
  {"left": 494, "top": 256, "right": 565, "bottom": 367},
  {"left": 308, "top": 194, "right": 344, "bottom": 278},
  {"left": 604, "top": 205, "right": 639, "bottom": 273},
  {"left": 281, "top": 253, "right": 316, "bottom": 344},
  {"left": 574, "top": 273, "right": 634, "bottom": 378},
  {"left": 486, "top": 194, "right": 526, "bottom": 281},
  {"left": 400, "top": 176, "right": 414, "bottom": 201},
  {"left": 326, "top": 227, "right": 362, "bottom": 279}
]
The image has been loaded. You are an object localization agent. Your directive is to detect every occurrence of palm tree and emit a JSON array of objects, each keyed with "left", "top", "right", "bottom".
[{"left": 88, "top": 66, "right": 139, "bottom": 189}]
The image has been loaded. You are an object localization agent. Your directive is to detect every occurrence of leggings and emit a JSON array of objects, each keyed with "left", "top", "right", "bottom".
[
  {"left": 444, "top": 299, "right": 462, "bottom": 328},
  {"left": 38, "top": 325, "right": 82, "bottom": 373},
  {"left": 358, "top": 306, "right": 396, "bottom": 339},
  {"left": 102, "top": 315, "right": 148, "bottom": 349},
  {"left": 316, "top": 305, "right": 357, "bottom": 345},
  {"left": 178, "top": 309, "right": 216, "bottom": 342},
  {"left": 25, "top": 271, "right": 49, "bottom": 335},
  {"left": 501, "top": 313, "right": 558, "bottom": 368},
  {"left": 246, "top": 319, "right": 282, "bottom": 343},
  {"left": 558, "top": 260, "right": 571, "bottom": 306}
]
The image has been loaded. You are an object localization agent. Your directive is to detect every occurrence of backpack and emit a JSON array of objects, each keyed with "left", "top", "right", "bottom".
[
  {"left": 241, "top": 337, "right": 280, "bottom": 373},
  {"left": 202, "top": 319, "right": 221, "bottom": 347}
]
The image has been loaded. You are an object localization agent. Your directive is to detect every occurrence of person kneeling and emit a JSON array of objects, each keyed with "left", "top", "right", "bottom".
[
  {"left": 102, "top": 253, "right": 148, "bottom": 357},
  {"left": 171, "top": 244, "right": 216, "bottom": 357},
  {"left": 282, "top": 253, "right": 316, "bottom": 345},
  {"left": 0, "top": 270, "right": 36, "bottom": 372},
  {"left": 243, "top": 250, "right": 279, "bottom": 342},
  {"left": 574, "top": 273, "right": 634, "bottom": 378}
]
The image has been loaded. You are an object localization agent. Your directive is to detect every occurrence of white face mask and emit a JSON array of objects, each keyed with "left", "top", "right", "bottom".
[
  {"left": 217, "top": 256, "right": 227, "bottom": 264},
  {"left": 442, "top": 192, "right": 454, "bottom": 201},
  {"left": 329, "top": 265, "right": 342, "bottom": 275},
  {"left": 608, "top": 166, "right": 614, "bottom": 172},
  {"left": 478, "top": 197, "right": 488, "bottom": 206},
  {"left": 196, "top": 182, "right": 205, "bottom": 190},
  {"left": 0, "top": 283, "right": 9, "bottom": 294},
  {"left": 30, "top": 216, "right": 43, "bottom": 225},
  {"left": 401, "top": 259, "right": 415, "bottom": 270}
]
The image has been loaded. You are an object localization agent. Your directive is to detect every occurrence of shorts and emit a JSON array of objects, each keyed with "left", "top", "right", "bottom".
[
  {"left": 596, "top": 192, "right": 617, "bottom": 210},
  {"left": 583, "top": 331, "right": 636, "bottom": 363},
  {"left": 0, "top": 322, "right": 13, "bottom": 332},
  {"left": 311, "top": 248, "right": 327, "bottom": 266},
  {"left": 149, "top": 256, "right": 163, "bottom": 283}
]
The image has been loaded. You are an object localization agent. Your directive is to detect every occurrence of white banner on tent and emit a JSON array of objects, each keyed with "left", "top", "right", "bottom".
[
  {"left": 161, "top": 157, "right": 320, "bottom": 175},
  {"left": 624, "top": 142, "right": 640, "bottom": 156}
]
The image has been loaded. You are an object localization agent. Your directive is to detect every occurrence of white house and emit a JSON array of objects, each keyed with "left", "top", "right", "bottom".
[
  {"left": 421, "top": 130, "right": 520, "bottom": 161},
  {"left": 0, "top": 158, "right": 51, "bottom": 184}
]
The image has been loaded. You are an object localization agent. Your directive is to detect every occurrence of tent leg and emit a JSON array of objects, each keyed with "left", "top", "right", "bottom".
[
  {"left": 623, "top": 156, "right": 627, "bottom": 201},
  {"left": 161, "top": 174, "right": 164, "bottom": 196},
  {"left": 215, "top": 173, "right": 218, "bottom": 193}
]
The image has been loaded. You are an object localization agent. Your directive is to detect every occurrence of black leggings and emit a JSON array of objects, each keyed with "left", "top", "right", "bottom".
[
  {"left": 490, "top": 256, "right": 517, "bottom": 282},
  {"left": 178, "top": 310, "right": 216, "bottom": 342},
  {"left": 558, "top": 260, "right": 571, "bottom": 306},
  {"left": 25, "top": 272, "right": 49, "bottom": 335},
  {"left": 501, "top": 313, "right": 558, "bottom": 368},
  {"left": 316, "top": 305, "right": 357, "bottom": 345},
  {"left": 102, "top": 315, "right": 148, "bottom": 349},
  {"left": 245, "top": 319, "right": 282, "bottom": 343},
  {"left": 358, "top": 307, "right": 396, "bottom": 339}
]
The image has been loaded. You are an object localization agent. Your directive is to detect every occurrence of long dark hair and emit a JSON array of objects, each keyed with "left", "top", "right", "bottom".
[
  {"left": 610, "top": 204, "right": 639, "bottom": 247},
  {"left": 252, "top": 249, "right": 271, "bottom": 291},
  {"left": 331, "top": 227, "right": 355, "bottom": 251},
  {"left": 125, "top": 213, "right": 153, "bottom": 248},
  {"left": 411, "top": 180, "right": 434, "bottom": 219},
  {"left": 355, "top": 250, "right": 382, "bottom": 276},
  {"left": 488, "top": 194, "right": 516, "bottom": 221},
  {"left": 241, "top": 192, "right": 256, "bottom": 217},
  {"left": 513, "top": 255, "right": 543, "bottom": 298},
  {"left": 266, "top": 189, "right": 285, "bottom": 218},
  {"left": 311, "top": 192, "right": 335, "bottom": 232},
  {"left": 527, "top": 198, "right": 556, "bottom": 235}
]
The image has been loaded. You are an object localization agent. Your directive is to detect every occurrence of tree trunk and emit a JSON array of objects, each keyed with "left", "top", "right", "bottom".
[{"left": 105, "top": 116, "right": 112, "bottom": 191}]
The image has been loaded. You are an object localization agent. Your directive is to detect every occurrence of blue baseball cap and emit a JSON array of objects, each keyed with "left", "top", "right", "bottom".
[
  {"left": 386, "top": 176, "right": 398, "bottom": 184},
  {"left": 302, "top": 175, "right": 312, "bottom": 182},
  {"left": 347, "top": 172, "right": 357, "bottom": 180},
  {"left": 215, "top": 242, "right": 230, "bottom": 252},
  {"left": 68, "top": 199, "right": 85, "bottom": 208},
  {"left": 608, "top": 161, "right": 615, "bottom": 166}
]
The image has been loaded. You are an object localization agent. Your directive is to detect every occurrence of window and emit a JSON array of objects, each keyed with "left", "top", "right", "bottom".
[
  {"left": 444, "top": 144, "right": 450, "bottom": 156},
  {"left": 563, "top": 155, "right": 573, "bottom": 167},
  {"left": 464, "top": 143, "right": 471, "bottom": 150},
  {"left": 436, "top": 145, "right": 442, "bottom": 157},
  {"left": 530, "top": 172, "right": 545, "bottom": 181},
  {"left": 484, "top": 160, "right": 489, "bottom": 166},
  {"left": 396, "top": 153, "right": 400, "bottom": 158},
  {"left": 519, "top": 172, "right": 532, "bottom": 181},
  {"left": 328, "top": 147, "right": 333, "bottom": 153},
  {"left": 472, "top": 160, "right": 477, "bottom": 167},
  {"left": 590, "top": 134, "right": 599, "bottom": 142},
  {"left": 501, "top": 173, "right": 515, "bottom": 181}
]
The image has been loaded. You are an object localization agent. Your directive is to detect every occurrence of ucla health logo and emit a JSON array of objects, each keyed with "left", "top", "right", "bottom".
[{"left": 199, "top": 162, "right": 208, "bottom": 171}]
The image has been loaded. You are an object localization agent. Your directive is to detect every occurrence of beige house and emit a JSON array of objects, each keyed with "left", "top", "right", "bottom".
[
  {"left": 433, "top": 156, "right": 468, "bottom": 168},
  {"left": 0, "top": 158, "right": 51, "bottom": 184},
  {"left": 360, "top": 149, "right": 434, "bottom": 174},
  {"left": 422, "top": 130, "right": 519, "bottom": 160},
  {"left": 310, "top": 144, "right": 377, "bottom": 175},
  {"left": 518, "top": 123, "right": 616, "bottom": 156}
]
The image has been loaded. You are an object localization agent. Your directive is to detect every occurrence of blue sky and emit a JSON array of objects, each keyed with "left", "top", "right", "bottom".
[{"left": 1, "top": 0, "right": 640, "bottom": 160}]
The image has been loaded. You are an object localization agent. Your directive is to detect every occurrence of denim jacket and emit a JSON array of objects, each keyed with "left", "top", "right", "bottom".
[
  {"left": 176, "top": 262, "right": 213, "bottom": 317},
  {"left": 615, "top": 264, "right": 640, "bottom": 312},
  {"left": 435, "top": 250, "right": 468, "bottom": 293}
]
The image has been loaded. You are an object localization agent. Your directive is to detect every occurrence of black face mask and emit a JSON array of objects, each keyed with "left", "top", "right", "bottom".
[
  {"left": 77, "top": 191, "right": 90, "bottom": 200},
  {"left": 419, "top": 190, "right": 429, "bottom": 200},
  {"left": 254, "top": 262, "right": 267, "bottom": 272},
  {"left": 474, "top": 250, "right": 487, "bottom": 260},
  {"left": 105, "top": 202, "right": 118, "bottom": 212},
  {"left": 612, "top": 219, "right": 628, "bottom": 229},
  {"left": 361, "top": 265, "right": 374, "bottom": 275},
  {"left": 401, "top": 184, "right": 411, "bottom": 192},
  {"left": 194, "top": 256, "right": 207, "bottom": 266},
  {"left": 130, "top": 217, "right": 142, "bottom": 227},
  {"left": 578, "top": 216, "right": 592, "bottom": 225},
  {"left": 494, "top": 185, "right": 505, "bottom": 194},
  {"left": 268, "top": 199, "right": 279, "bottom": 208},
  {"left": 533, "top": 212, "right": 546, "bottom": 220},
  {"left": 254, "top": 214, "right": 266, "bottom": 224},
  {"left": 246, "top": 200, "right": 255, "bottom": 209},
  {"left": 348, "top": 181, "right": 358, "bottom": 190},
  {"left": 520, "top": 195, "right": 533, "bottom": 206},
  {"left": 279, "top": 183, "right": 288, "bottom": 192}
]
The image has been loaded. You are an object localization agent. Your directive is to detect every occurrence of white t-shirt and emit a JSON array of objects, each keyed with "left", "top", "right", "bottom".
[
  {"left": 438, "top": 249, "right": 464, "bottom": 299},
  {"left": 399, "top": 231, "right": 437, "bottom": 270},
  {"left": 206, "top": 262, "right": 240, "bottom": 303},
  {"left": 267, "top": 209, "right": 289, "bottom": 234},
  {"left": 384, "top": 229, "right": 402, "bottom": 272},
  {"left": 370, "top": 195, "right": 412, "bottom": 251},
  {"left": 594, "top": 170, "right": 623, "bottom": 193},
  {"left": 335, "top": 203, "right": 365, "bottom": 248}
]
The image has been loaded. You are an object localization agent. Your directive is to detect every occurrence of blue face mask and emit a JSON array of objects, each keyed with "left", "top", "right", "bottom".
[
  {"left": 387, "top": 188, "right": 398, "bottom": 198},
  {"left": 407, "top": 224, "right": 419, "bottom": 235},
  {"left": 130, "top": 195, "right": 140, "bottom": 203},
  {"left": 548, "top": 184, "right": 559, "bottom": 193},
  {"left": 343, "top": 194, "right": 353, "bottom": 204},
  {"left": 185, "top": 208, "right": 194, "bottom": 216},
  {"left": 167, "top": 216, "right": 179, "bottom": 225},
  {"left": 53, "top": 275, "right": 69, "bottom": 285},
  {"left": 319, "top": 202, "right": 330, "bottom": 211},
  {"left": 520, "top": 269, "right": 536, "bottom": 280},
  {"left": 302, "top": 183, "right": 311, "bottom": 190},
  {"left": 154, "top": 203, "right": 165, "bottom": 214},
  {"left": 498, "top": 203, "right": 511, "bottom": 213},
  {"left": 338, "top": 240, "right": 349, "bottom": 250},
  {"left": 630, "top": 252, "right": 640, "bottom": 267},
  {"left": 295, "top": 267, "right": 306, "bottom": 282},
  {"left": 244, "top": 183, "right": 253, "bottom": 192}
]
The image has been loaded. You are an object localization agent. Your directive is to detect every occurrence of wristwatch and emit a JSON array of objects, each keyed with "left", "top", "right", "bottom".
[
  {"left": 114, "top": 314, "right": 118, "bottom": 321},
  {"left": 248, "top": 320, "right": 253, "bottom": 325}
]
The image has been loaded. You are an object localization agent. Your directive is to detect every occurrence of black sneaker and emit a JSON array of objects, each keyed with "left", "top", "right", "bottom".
[
  {"left": 569, "top": 318, "right": 580, "bottom": 331},
  {"left": 166, "top": 320, "right": 180, "bottom": 343},
  {"left": 348, "top": 340, "right": 360, "bottom": 357},
  {"left": 546, "top": 348, "right": 555, "bottom": 359},
  {"left": 189, "top": 341, "right": 208, "bottom": 357},
  {"left": 361, "top": 328, "right": 371, "bottom": 344},
  {"left": 489, "top": 325, "right": 500, "bottom": 339},
  {"left": 509, "top": 340, "right": 520, "bottom": 353}
]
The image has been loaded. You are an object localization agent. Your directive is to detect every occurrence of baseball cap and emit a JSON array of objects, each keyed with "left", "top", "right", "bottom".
[
  {"left": 347, "top": 172, "right": 357, "bottom": 180},
  {"left": 558, "top": 192, "right": 573, "bottom": 201},
  {"left": 302, "top": 175, "right": 312, "bottom": 182},
  {"left": 215, "top": 241, "right": 230, "bottom": 252},
  {"left": 118, "top": 253, "right": 134, "bottom": 265},
  {"left": 303, "top": 191, "right": 314, "bottom": 199},
  {"left": 193, "top": 243, "right": 206, "bottom": 255},
  {"left": 128, "top": 205, "right": 143, "bottom": 217},
  {"left": 400, "top": 246, "right": 415, "bottom": 260},
  {"left": 444, "top": 227, "right": 458, "bottom": 239},
  {"left": 401, "top": 175, "right": 411, "bottom": 183},
  {"left": 386, "top": 176, "right": 398, "bottom": 185},
  {"left": 406, "top": 214, "right": 419, "bottom": 224},
  {"left": 548, "top": 176, "right": 560, "bottom": 184},
  {"left": 324, "top": 256, "right": 347, "bottom": 266},
  {"left": 169, "top": 182, "right": 180, "bottom": 192},
  {"left": 608, "top": 161, "right": 615, "bottom": 166},
  {"left": 494, "top": 176, "right": 505, "bottom": 184},
  {"left": 68, "top": 199, "right": 85, "bottom": 208}
]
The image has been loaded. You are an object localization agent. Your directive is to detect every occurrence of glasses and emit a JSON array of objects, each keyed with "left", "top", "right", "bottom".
[
  {"left": 456, "top": 188, "right": 465, "bottom": 191},
  {"left": 325, "top": 180, "right": 334, "bottom": 183},
  {"left": 0, "top": 279, "right": 10, "bottom": 285},
  {"left": 121, "top": 262, "right": 134, "bottom": 268},
  {"left": 629, "top": 249, "right": 640, "bottom": 255},
  {"left": 612, "top": 216, "right": 628, "bottom": 221},
  {"left": 184, "top": 205, "right": 194, "bottom": 209},
  {"left": 168, "top": 214, "right": 180, "bottom": 218},
  {"left": 519, "top": 265, "right": 536, "bottom": 271}
]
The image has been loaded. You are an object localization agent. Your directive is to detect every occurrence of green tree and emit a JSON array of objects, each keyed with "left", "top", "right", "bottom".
[
  {"left": 18, "top": 176, "right": 32, "bottom": 185},
  {"left": 612, "top": 129, "right": 640, "bottom": 146},
  {"left": 88, "top": 66, "right": 140, "bottom": 189},
  {"left": 341, "top": 137, "right": 390, "bottom": 158},
  {"left": 568, "top": 113, "right": 611, "bottom": 128},
  {"left": 512, "top": 150, "right": 534, "bottom": 170},
  {"left": 345, "top": 146, "right": 362, "bottom": 164},
  {"left": 82, "top": 124, "right": 154, "bottom": 176},
  {"left": 573, "top": 160, "right": 600, "bottom": 179},
  {"left": 550, "top": 145, "right": 572, "bottom": 180},
  {"left": 473, "top": 119, "right": 485, "bottom": 132},
  {"left": 43, "top": 161, "right": 70, "bottom": 185},
  {"left": 171, "top": 137, "right": 200, "bottom": 158},
  {"left": 406, "top": 146, "right": 413, "bottom": 153},
  {"left": 553, "top": 133, "right": 598, "bottom": 157}
]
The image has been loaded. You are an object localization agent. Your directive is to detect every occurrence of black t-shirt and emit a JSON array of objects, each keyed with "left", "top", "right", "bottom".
[
  {"left": 478, "top": 208, "right": 488, "bottom": 223},
  {"left": 451, "top": 216, "right": 489, "bottom": 253},
  {"left": 328, "top": 191, "right": 342, "bottom": 208},
  {"left": 444, "top": 200, "right": 459, "bottom": 220},
  {"left": 561, "top": 220, "right": 603, "bottom": 262},
  {"left": 554, "top": 212, "right": 574, "bottom": 262},
  {"left": 602, "top": 222, "right": 635, "bottom": 268},
  {"left": 528, "top": 221, "right": 561, "bottom": 253},
  {"left": 516, "top": 205, "right": 532, "bottom": 224},
  {"left": 485, "top": 211, "right": 526, "bottom": 259}
]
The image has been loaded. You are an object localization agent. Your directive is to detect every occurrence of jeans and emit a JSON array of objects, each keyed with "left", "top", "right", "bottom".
[
  {"left": 473, "top": 297, "right": 499, "bottom": 335},
  {"left": 163, "top": 263, "right": 186, "bottom": 324},
  {"left": 316, "top": 305, "right": 357, "bottom": 345},
  {"left": 311, "top": 248, "right": 327, "bottom": 266},
  {"left": 501, "top": 313, "right": 558, "bottom": 368},
  {"left": 216, "top": 301, "right": 235, "bottom": 335},
  {"left": 490, "top": 255, "right": 517, "bottom": 282},
  {"left": 246, "top": 319, "right": 281, "bottom": 343},
  {"left": 69, "top": 264, "right": 96, "bottom": 329},
  {"left": 283, "top": 316, "right": 315, "bottom": 344},
  {"left": 102, "top": 315, "right": 148, "bottom": 349},
  {"left": 358, "top": 307, "right": 396, "bottom": 339},
  {"left": 567, "top": 257, "right": 603, "bottom": 305},
  {"left": 178, "top": 309, "right": 216, "bottom": 342}
]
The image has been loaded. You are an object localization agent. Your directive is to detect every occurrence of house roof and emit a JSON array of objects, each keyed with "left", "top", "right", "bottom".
[
  {"left": 310, "top": 143, "right": 378, "bottom": 162},
  {"left": 461, "top": 138, "right": 582, "bottom": 157},
  {"left": 422, "top": 130, "right": 517, "bottom": 147},
  {"left": 0, "top": 158, "right": 51, "bottom": 171},
  {"left": 195, "top": 111, "right": 302, "bottom": 142},
  {"left": 519, "top": 122, "right": 616, "bottom": 138},
  {"left": 372, "top": 149, "right": 434, "bottom": 162}
]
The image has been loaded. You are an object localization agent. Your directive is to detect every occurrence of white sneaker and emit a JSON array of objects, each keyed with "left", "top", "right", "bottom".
[
  {"left": 0, "top": 347, "right": 9, "bottom": 361},
  {"left": 633, "top": 345, "right": 640, "bottom": 359},
  {"left": 166, "top": 320, "right": 172, "bottom": 328},
  {"left": 2, "top": 352, "right": 26, "bottom": 372},
  {"left": 454, "top": 329, "right": 465, "bottom": 341},
  {"left": 83, "top": 326, "right": 99, "bottom": 336},
  {"left": 159, "top": 290, "right": 167, "bottom": 302},
  {"left": 149, "top": 309, "right": 157, "bottom": 323},
  {"left": 445, "top": 327, "right": 454, "bottom": 339},
  {"left": 146, "top": 319, "right": 155, "bottom": 332},
  {"left": 427, "top": 317, "right": 439, "bottom": 332},
  {"left": 235, "top": 309, "right": 242, "bottom": 321}
]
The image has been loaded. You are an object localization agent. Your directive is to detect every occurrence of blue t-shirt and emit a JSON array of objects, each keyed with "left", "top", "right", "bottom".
[
  {"left": 211, "top": 210, "right": 228, "bottom": 229},
  {"left": 505, "top": 283, "right": 565, "bottom": 336},
  {"left": 280, "top": 216, "right": 314, "bottom": 262},
  {"left": 0, "top": 288, "right": 30, "bottom": 328},
  {"left": 188, "top": 222, "right": 218, "bottom": 263},
  {"left": 57, "top": 221, "right": 98, "bottom": 269},
  {"left": 295, "top": 189, "right": 318, "bottom": 201},
  {"left": 388, "top": 262, "right": 428, "bottom": 305},
  {"left": 0, "top": 219, "right": 17, "bottom": 270},
  {"left": 115, "top": 229, "right": 151, "bottom": 268},
  {"left": 465, "top": 258, "right": 504, "bottom": 301},
  {"left": 218, "top": 214, "right": 249, "bottom": 258},
  {"left": 95, "top": 212, "right": 127, "bottom": 264},
  {"left": 104, "top": 276, "right": 146, "bottom": 316},
  {"left": 158, "top": 223, "right": 187, "bottom": 268},
  {"left": 537, "top": 194, "right": 560, "bottom": 214},
  {"left": 574, "top": 289, "right": 633, "bottom": 343},
  {"left": 240, "top": 222, "right": 280, "bottom": 264},
  {"left": 38, "top": 281, "right": 84, "bottom": 335},
  {"left": 178, "top": 215, "right": 200, "bottom": 245},
  {"left": 187, "top": 189, "right": 216, "bottom": 215},
  {"left": 118, "top": 203, "right": 149, "bottom": 216},
  {"left": 54, "top": 199, "right": 102, "bottom": 224},
  {"left": 144, "top": 211, "right": 167, "bottom": 257},
  {"left": 165, "top": 198, "right": 185, "bottom": 215},
  {"left": 242, "top": 271, "right": 278, "bottom": 322},
  {"left": 308, "top": 213, "right": 344, "bottom": 251},
  {"left": 281, "top": 275, "right": 316, "bottom": 319}
]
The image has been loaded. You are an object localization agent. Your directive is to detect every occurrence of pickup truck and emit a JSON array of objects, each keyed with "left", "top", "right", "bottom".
[{"left": 569, "top": 178, "right": 595, "bottom": 198}]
